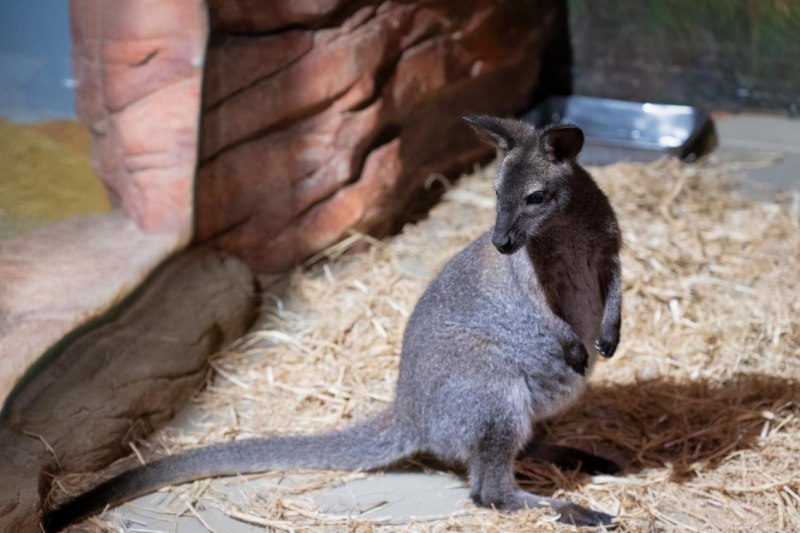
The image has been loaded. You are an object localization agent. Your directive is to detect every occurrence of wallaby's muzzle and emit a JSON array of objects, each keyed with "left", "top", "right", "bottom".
[
  {"left": 492, "top": 230, "right": 516, "bottom": 254},
  {"left": 492, "top": 211, "right": 519, "bottom": 254}
]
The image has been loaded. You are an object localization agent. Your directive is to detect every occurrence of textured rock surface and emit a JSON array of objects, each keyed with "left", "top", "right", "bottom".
[
  {"left": 0, "top": 429, "right": 45, "bottom": 533},
  {"left": 198, "top": 0, "right": 561, "bottom": 272},
  {"left": 0, "top": 0, "right": 209, "bottom": 417},
  {"left": 70, "top": 0, "right": 207, "bottom": 235},
  {"left": 0, "top": 248, "right": 256, "bottom": 532},
  {"left": 0, "top": 212, "right": 181, "bottom": 405}
]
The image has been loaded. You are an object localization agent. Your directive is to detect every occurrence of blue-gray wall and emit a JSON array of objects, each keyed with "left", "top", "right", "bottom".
[{"left": 0, "top": 0, "right": 76, "bottom": 123}]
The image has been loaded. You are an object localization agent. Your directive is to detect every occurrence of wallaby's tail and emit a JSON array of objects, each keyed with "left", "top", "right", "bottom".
[{"left": 45, "top": 409, "right": 408, "bottom": 532}]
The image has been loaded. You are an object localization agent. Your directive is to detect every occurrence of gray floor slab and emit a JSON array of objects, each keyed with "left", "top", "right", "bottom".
[
  {"left": 105, "top": 469, "right": 471, "bottom": 532},
  {"left": 107, "top": 405, "right": 471, "bottom": 532},
  {"left": 714, "top": 113, "right": 800, "bottom": 198}
]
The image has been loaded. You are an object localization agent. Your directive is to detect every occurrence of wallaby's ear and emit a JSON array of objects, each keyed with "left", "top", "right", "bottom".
[
  {"left": 461, "top": 115, "right": 520, "bottom": 151},
  {"left": 540, "top": 125, "right": 584, "bottom": 161}
]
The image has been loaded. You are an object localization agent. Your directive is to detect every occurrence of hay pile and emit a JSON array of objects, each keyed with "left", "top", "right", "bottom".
[
  {"left": 80, "top": 156, "right": 799, "bottom": 532},
  {"left": 0, "top": 118, "right": 109, "bottom": 240}
]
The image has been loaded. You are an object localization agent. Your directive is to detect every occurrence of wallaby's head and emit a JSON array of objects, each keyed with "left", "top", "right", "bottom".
[{"left": 462, "top": 115, "right": 585, "bottom": 255}]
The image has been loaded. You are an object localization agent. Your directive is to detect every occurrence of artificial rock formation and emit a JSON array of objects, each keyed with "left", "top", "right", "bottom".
[
  {"left": 0, "top": 0, "right": 209, "bottom": 436},
  {"left": 70, "top": 0, "right": 206, "bottom": 236},
  {"left": 198, "top": 0, "right": 562, "bottom": 272},
  {"left": 0, "top": 248, "right": 256, "bottom": 532}
]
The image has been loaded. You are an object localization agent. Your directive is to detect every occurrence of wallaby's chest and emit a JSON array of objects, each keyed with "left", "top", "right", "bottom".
[
  {"left": 557, "top": 261, "right": 604, "bottom": 350},
  {"left": 531, "top": 247, "right": 605, "bottom": 351}
]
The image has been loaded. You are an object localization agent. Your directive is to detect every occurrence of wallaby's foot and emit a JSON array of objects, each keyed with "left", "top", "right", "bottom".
[
  {"left": 518, "top": 442, "right": 622, "bottom": 475},
  {"left": 475, "top": 490, "right": 617, "bottom": 529},
  {"left": 468, "top": 429, "right": 616, "bottom": 529}
]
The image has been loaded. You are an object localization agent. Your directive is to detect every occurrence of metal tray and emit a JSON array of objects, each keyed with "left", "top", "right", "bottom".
[{"left": 523, "top": 95, "right": 717, "bottom": 165}]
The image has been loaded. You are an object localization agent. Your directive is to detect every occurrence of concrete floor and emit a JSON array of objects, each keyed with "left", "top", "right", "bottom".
[
  {"left": 109, "top": 469, "right": 470, "bottom": 532},
  {"left": 715, "top": 113, "right": 800, "bottom": 200},
  {"left": 110, "top": 112, "right": 800, "bottom": 533},
  {"left": 105, "top": 405, "right": 472, "bottom": 531}
]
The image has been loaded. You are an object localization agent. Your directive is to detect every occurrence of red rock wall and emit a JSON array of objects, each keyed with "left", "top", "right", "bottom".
[
  {"left": 198, "top": 0, "right": 561, "bottom": 272},
  {"left": 70, "top": 0, "right": 207, "bottom": 237}
]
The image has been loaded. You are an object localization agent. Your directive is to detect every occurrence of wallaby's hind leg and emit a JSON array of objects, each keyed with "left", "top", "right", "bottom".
[
  {"left": 517, "top": 441, "right": 622, "bottom": 475},
  {"left": 468, "top": 434, "right": 541, "bottom": 511},
  {"left": 469, "top": 436, "right": 617, "bottom": 528}
]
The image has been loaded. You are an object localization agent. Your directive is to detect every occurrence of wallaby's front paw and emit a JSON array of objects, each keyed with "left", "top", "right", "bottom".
[
  {"left": 595, "top": 328, "right": 619, "bottom": 359},
  {"left": 565, "top": 340, "right": 589, "bottom": 375}
]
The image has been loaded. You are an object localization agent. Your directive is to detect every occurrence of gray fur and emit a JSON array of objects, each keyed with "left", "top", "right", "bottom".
[{"left": 44, "top": 116, "right": 622, "bottom": 532}]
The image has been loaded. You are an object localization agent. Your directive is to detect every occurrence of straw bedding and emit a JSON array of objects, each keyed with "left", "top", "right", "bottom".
[{"left": 63, "top": 156, "right": 799, "bottom": 532}]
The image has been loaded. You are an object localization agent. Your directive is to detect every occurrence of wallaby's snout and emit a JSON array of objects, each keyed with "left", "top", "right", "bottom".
[
  {"left": 492, "top": 210, "right": 521, "bottom": 254},
  {"left": 492, "top": 229, "right": 516, "bottom": 254}
]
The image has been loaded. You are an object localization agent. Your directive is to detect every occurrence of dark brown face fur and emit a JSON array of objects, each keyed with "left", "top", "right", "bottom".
[{"left": 462, "top": 116, "right": 585, "bottom": 255}]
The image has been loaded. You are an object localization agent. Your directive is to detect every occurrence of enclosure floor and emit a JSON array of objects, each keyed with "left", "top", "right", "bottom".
[
  {"left": 97, "top": 403, "right": 470, "bottom": 533},
  {"left": 715, "top": 112, "right": 800, "bottom": 199},
  {"left": 70, "top": 113, "right": 800, "bottom": 533}
]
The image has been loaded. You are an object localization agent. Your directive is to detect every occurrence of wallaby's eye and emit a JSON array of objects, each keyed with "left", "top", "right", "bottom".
[
  {"left": 527, "top": 190, "right": 546, "bottom": 205},
  {"left": 494, "top": 189, "right": 499, "bottom": 197}
]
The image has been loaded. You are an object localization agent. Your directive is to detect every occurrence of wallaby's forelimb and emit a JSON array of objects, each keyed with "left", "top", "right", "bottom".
[{"left": 597, "top": 255, "right": 622, "bottom": 359}]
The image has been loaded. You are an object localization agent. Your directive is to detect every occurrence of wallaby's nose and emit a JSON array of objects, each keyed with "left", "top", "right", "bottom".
[{"left": 492, "top": 232, "right": 515, "bottom": 254}]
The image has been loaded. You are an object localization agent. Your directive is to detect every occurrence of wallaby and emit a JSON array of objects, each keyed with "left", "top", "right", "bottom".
[{"left": 44, "top": 116, "right": 623, "bottom": 532}]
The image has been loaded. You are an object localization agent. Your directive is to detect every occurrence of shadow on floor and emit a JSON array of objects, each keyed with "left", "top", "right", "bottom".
[{"left": 508, "top": 373, "right": 797, "bottom": 495}]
